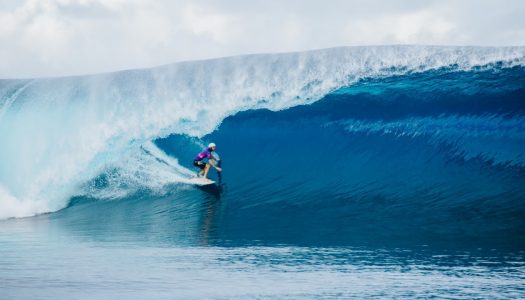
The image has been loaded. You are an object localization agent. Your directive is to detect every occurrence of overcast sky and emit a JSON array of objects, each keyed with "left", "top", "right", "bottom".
[{"left": 1, "top": 0, "right": 524, "bottom": 78}]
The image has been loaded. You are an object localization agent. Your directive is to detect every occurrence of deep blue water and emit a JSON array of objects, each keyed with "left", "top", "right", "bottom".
[
  {"left": 1, "top": 47, "right": 525, "bottom": 298},
  {"left": 156, "top": 66, "right": 525, "bottom": 248}
]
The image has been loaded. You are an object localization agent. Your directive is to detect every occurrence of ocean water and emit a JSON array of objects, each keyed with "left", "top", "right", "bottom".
[{"left": 1, "top": 46, "right": 525, "bottom": 299}]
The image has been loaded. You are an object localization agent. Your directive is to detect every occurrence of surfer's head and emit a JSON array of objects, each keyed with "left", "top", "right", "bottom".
[{"left": 208, "top": 142, "right": 216, "bottom": 151}]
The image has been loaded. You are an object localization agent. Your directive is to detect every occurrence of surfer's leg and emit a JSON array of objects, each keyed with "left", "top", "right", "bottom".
[
  {"left": 203, "top": 164, "right": 210, "bottom": 178},
  {"left": 198, "top": 165, "right": 206, "bottom": 176},
  {"left": 194, "top": 161, "right": 206, "bottom": 177}
]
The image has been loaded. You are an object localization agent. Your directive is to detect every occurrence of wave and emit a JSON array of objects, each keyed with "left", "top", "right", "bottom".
[
  {"left": 1, "top": 45, "right": 525, "bottom": 220},
  {"left": 178, "top": 66, "right": 525, "bottom": 245}
]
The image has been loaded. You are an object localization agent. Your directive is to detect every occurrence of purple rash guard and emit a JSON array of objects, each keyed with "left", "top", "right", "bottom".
[{"left": 194, "top": 148, "right": 212, "bottom": 161}]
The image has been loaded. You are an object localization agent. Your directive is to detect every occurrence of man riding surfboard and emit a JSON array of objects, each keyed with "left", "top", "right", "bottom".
[{"left": 194, "top": 143, "right": 222, "bottom": 179}]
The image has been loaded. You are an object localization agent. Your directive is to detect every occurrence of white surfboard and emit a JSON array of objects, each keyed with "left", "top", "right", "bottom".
[{"left": 189, "top": 177, "right": 216, "bottom": 186}]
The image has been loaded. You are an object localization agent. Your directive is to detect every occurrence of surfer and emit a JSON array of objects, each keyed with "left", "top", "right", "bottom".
[{"left": 194, "top": 143, "right": 222, "bottom": 179}]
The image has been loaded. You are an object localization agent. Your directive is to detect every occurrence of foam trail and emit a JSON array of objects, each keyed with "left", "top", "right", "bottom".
[
  {"left": 0, "top": 46, "right": 524, "bottom": 219},
  {"left": 81, "top": 142, "right": 196, "bottom": 201}
]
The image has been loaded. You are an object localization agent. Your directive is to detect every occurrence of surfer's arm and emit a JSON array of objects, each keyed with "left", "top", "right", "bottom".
[{"left": 208, "top": 159, "right": 222, "bottom": 172}]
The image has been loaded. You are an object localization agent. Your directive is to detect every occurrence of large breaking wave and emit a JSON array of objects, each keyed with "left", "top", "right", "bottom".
[{"left": 0, "top": 45, "right": 524, "bottom": 226}]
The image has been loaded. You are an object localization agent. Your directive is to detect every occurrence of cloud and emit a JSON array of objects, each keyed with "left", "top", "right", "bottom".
[
  {"left": 0, "top": 0, "right": 524, "bottom": 78},
  {"left": 344, "top": 10, "right": 456, "bottom": 45},
  {"left": 180, "top": 3, "right": 238, "bottom": 43}
]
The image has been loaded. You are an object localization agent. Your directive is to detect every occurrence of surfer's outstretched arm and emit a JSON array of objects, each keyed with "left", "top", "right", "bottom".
[
  {"left": 208, "top": 159, "right": 222, "bottom": 172},
  {"left": 204, "top": 160, "right": 221, "bottom": 178}
]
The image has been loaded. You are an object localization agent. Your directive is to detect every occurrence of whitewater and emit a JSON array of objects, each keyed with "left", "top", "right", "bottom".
[{"left": 0, "top": 45, "right": 525, "bottom": 219}]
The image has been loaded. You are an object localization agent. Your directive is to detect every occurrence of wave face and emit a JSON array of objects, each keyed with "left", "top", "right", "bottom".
[
  {"left": 155, "top": 66, "right": 525, "bottom": 246},
  {"left": 0, "top": 46, "right": 525, "bottom": 246}
]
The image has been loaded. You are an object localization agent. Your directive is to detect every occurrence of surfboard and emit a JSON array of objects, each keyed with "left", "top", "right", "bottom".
[{"left": 189, "top": 177, "right": 216, "bottom": 186}]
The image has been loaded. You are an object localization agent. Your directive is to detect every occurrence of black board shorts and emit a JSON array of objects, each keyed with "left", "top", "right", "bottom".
[{"left": 193, "top": 160, "right": 206, "bottom": 170}]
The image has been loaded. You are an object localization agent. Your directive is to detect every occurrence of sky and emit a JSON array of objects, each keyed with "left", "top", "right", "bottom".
[{"left": 1, "top": 0, "right": 524, "bottom": 78}]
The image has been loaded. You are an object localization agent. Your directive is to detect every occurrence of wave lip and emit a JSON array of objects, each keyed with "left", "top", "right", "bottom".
[{"left": 1, "top": 45, "right": 525, "bottom": 219}]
